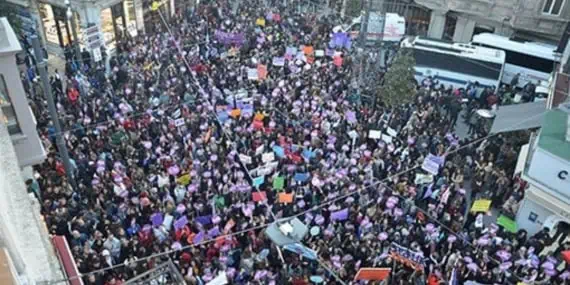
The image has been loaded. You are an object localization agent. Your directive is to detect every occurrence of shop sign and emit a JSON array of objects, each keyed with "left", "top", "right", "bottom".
[{"left": 84, "top": 25, "right": 103, "bottom": 50}]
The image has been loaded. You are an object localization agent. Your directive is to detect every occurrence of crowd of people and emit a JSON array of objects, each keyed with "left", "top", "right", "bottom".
[{"left": 20, "top": 0, "right": 570, "bottom": 284}]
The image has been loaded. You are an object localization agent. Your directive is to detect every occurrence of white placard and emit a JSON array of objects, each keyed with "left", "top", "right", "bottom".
[
  {"left": 348, "top": 130, "right": 358, "bottom": 139},
  {"left": 414, "top": 173, "right": 433, "bottom": 185},
  {"left": 239, "top": 154, "right": 252, "bottom": 164},
  {"left": 315, "top": 50, "right": 324, "bottom": 57},
  {"left": 247, "top": 68, "right": 259, "bottom": 80},
  {"left": 163, "top": 214, "right": 173, "bottom": 231},
  {"left": 92, "top": 47, "right": 102, "bottom": 63},
  {"left": 174, "top": 118, "right": 185, "bottom": 127},
  {"left": 262, "top": 152, "right": 275, "bottom": 163},
  {"left": 421, "top": 154, "right": 444, "bottom": 175},
  {"left": 386, "top": 127, "right": 398, "bottom": 137},
  {"left": 255, "top": 145, "right": 265, "bottom": 155},
  {"left": 368, "top": 130, "right": 381, "bottom": 139},
  {"left": 206, "top": 272, "right": 228, "bottom": 285},
  {"left": 381, "top": 134, "right": 393, "bottom": 143},
  {"left": 272, "top": 57, "right": 285, "bottom": 66}
]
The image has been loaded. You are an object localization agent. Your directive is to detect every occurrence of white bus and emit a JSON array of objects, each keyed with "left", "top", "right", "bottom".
[
  {"left": 401, "top": 37, "right": 506, "bottom": 91},
  {"left": 471, "top": 33, "right": 559, "bottom": 88}
]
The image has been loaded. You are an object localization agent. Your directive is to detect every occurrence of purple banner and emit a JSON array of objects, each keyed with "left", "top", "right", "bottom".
[
  {"left": 331, "top": 208, "right": 349, "bottom": 221},
  {"left": 215, "top": 30, "right": 246, "bottom": 45}
]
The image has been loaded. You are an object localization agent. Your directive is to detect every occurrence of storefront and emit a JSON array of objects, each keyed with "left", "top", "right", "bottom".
[
  {"left": 38, "top": 0, "right": 136, "bottom": 54},
  {"left": 39, "top": 3, "right": 82, "bottom": 49},
  {"left": 100, "top": 1, "right": 136, "bottom": 52}
]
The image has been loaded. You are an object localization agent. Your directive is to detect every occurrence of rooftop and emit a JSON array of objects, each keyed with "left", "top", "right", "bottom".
[
  {"left": 0, "top": 18, "right": 22, "bottom": 55},
  {"left": 537, "top": 109, "right": 570, "bottom": 162}
]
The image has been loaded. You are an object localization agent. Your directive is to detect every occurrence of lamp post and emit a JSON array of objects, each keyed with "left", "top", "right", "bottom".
[{"left": 65, "top": 0, "right": 82, "bottom": 69}]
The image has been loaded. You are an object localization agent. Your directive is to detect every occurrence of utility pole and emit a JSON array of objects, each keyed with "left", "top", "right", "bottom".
[
  {"left": 31, "top": 36, "right": 78, "bottom": 192},
  {"left": 357, "top": 0, "right": 371, "bottom": 87}
]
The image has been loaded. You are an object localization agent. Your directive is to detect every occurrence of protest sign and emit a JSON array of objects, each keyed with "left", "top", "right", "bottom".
[
  {"left": 369, "top": 130, "right": 382, "bottom": 139},
  {"left": 151, "top": 213, "right": 164, "bottom": 226},
  {"left": 471, "top": 199, "right": 492, "bottom": 213},
  {"left": 294, "top": 173, "right": 309, "bottom": 182},
  {"left": 252, "top": 191, "right": 267, "bottom": 202},
  {"left": 255, "top": 145, "right": 265, "bottom": 155},
  {"left": 390, "top": 243, "right": 425, "bottom": 270},
  {"left": 163, "top": 214, "right": 173, "bottom": 231},
  {"left": 253, "top": 176, "right": 265, "bottom": 188},
  {"left": 497, "top": 215, "right": 517, "bottom": 233},
  {"left": 315, "top": 50, "right": 324, "bottom": 57},
  {"left": 262, "top": 152, "right": 275, "bottom": 163},
  {"left": 414, "top": 173, "right": 433, "bottom": 185},
  {"left": 247, "top": 68, "right": 259, "bottom": 80},
  {"left": 272, "top": 145, "right": 285, "bottom": 157},
  {"left": 239, "top": 154, "right": 252, "bottom": 164},
  {"left": 333, "top": 56, "right": 343, "bottom": 67},
  {"left": 214, "top": 30, "right": 245, "bottom": 45},
  {"left": 257, "top": 64, "right": 268, "bottom": 80},
  {"left": 421, "top": 154, "right": 444, "bottom": 175},
  {"left": 381, "top": 134, "right": 393, "bottom": 143},
  {"left": 174, "top": 216, "right": 188, "bottom": 231},
  {"left": 272, "top": 56, "right": 285, "bottom": 66},
  {"left": 279, "top": 193, "right": 293, "bottom": 203},
  {"left": 174, "top": 118, "right": 185, "bottom": 127},
  {"left": 176, "top": 174, "right": 191, "bottom": 186},
  {"left": 273, "top": 176, "right": 285, "bottom": 190},
  {"left": 354, "top": 268, "right": 391, "bottom": 281},
  {"left": 331, "top": 208, "right": 349, "bottom": 221},
  {"left": 256, "top": 17, "right": 266, "bottom": 26},
  {"left": 283, "top": 243, "right": 317, "bottom": 260},
  {"left": 303, "top": 45, "right": 314, "bottom": 55},
  {"left": 387, "top": 127, "right": 398, "bottom": 137}
]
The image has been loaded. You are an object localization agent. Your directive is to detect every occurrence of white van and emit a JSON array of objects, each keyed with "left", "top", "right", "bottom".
[{"left": 332, "top": 12, "right": 406, "bottom": 42}]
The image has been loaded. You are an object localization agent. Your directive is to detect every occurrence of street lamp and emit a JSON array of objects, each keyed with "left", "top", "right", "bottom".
[{"left": 65, "top": 0, "right": 82, "bottom": 70}]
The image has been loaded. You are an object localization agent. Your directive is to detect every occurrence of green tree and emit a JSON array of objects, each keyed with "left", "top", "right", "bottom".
[
  {"left": 0, "top": 2, "right": 22, "bottom": 36},
  {"left": 345, "top": 0, "right": 362, "bottom": 18},
  {"left": 378, "top": 49, "right": 416, "bottom": 107}
]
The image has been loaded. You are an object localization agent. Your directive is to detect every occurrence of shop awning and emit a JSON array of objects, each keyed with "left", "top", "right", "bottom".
[{"left": 490, "top": 101, "right": 546, "bottom": 133}]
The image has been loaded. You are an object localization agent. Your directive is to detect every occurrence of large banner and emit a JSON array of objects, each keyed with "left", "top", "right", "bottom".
[
  {"left": 214, "top": 30, "right": 246, "bottom": 45},
  {"left": 390, "top": 242, "right": 426, "bottom": 270}
]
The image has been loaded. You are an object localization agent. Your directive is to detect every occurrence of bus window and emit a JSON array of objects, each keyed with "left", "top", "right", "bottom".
[{"left": 504, "top": 50, "right": 554, "bottom": 73}]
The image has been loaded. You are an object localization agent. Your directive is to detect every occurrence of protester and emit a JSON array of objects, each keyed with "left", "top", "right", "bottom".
[{"left": 23, "top": 0, "right": 569, "bottom": 284}]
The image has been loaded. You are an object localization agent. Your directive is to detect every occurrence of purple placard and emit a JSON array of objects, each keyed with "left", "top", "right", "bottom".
[
  {"left": 151, "top": 213, "right": 164, "bottom": 226},
  {"left": 193, "top": 231, "right": 205, "bottom": 244},
  {"left": 196, "top": 215, "right": 213, "bottom": 225},
  {"left": 208, "top": 226, "right": 221, "bottom": 238},
  {"left": 215, "top": 30, "right": 246, "bottom": 45},
  {"left": 331, "top": 208, "right": 349, "bottom": 221},
  {"left": 174, "top": 215, "right": 188, "bottom": 231}
]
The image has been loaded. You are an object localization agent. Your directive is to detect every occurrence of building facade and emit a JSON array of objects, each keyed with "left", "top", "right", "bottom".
[
  {"left": 6, "top": 0, "right": 198, "bottom": 57},
  {"left": 515, "top": 102, "right": 570, "bottom": 239},
  {"left": 0, "top": 17, "right": 46, "bottom": 168},
  {"left": 414, "top": 0, "right": 570, "bottom": 43}
]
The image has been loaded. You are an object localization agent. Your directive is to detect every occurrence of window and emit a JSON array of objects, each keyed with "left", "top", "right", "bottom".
[
  {"left": 543, "top": 0, "right": 565, "bottom": 15},
  {"left": 0, "top": 75, "right": 21, "bottom": 135},
  {"left": 477, "top": 43, "right": 555, "bottom": 73},
  {"left": 413, "top": 49, "right": 502, "bottom": 79}
]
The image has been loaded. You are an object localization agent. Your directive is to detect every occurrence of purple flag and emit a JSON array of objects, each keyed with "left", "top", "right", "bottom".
[
  {"left": 193, "top": 231, "right": 205, "bottom": 244},
  {"left": 331, "top": 208, "right": 349, "bottom": 221},
  {"left": 196, "top": 215, "right": 213, "bottom": 226},
  {"left": 208, "top": 226, "right": 221, "bottom": 238},
  {"left": 151, "top": 213, "right": 164, "bottom": 226},
  {"left": 345, "top": 111, "right": 356, "bottom": 123},
  {"left": 174, "top": 216, "right": 188, "bottom": 231},
  {"left": 422, "top": 183, "right": 433, "bottom": 199}
]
